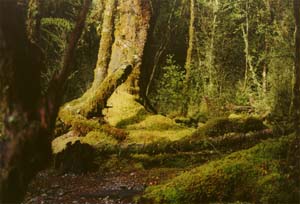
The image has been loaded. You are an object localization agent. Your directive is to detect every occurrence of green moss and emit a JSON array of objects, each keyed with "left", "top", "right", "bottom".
[
  {"left": 52, "top": 133, "right": 81, "bottom": 154},
  {"left": 127, "top": 115, "right": 183, "bottom": 130},
  {"left": 131, "top": 152, "right": 212, "bottom": 168},
  {"left": 116, "top": 109, "right": 149, "bottom": 128},
  {"left": 195, "top": 116, "right": 267, "bottom": 137},
  {"left": 104, "top": 92, "right": 147, "bottom": 126},
  {"left": 81, "top": 131, "right": 118, "bottom": 152},
  {"left": 126, "top": 129, "right": 194, "bottom": 146},
  {"left": 52, "top": 130, "right": 119, "bottom": 155},
  {"left": 141, "top": 135, "right": 296, "bottom": 203}
]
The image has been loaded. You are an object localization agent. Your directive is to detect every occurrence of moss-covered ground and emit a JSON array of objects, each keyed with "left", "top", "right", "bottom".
[
  {"left": 45, "top": 92, "right": 300, "bottom": 203},
  {"left": 140, "top": 134, "right": 299, "bottom": 203}
]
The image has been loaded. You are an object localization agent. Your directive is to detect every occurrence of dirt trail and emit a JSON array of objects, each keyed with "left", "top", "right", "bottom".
[{"left": 24, "top": 167, "right": 180, "bottom": 204}]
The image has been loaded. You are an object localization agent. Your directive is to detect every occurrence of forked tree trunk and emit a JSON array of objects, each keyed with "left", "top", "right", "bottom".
[{"left": 59, "top": 0, "right": 152, "bottom": 123}]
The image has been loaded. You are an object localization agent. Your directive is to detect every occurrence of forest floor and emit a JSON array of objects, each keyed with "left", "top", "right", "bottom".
[
  {"left": 23, "top": 92, "right": 299, "bottom": 203},
  {"left": 24, "top": 167, "right": 181, "bottom": 204}
]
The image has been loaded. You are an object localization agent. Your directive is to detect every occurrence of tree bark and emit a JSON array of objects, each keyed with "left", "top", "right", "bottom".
[
  {"left": 0, "top": 0, "right": 92, "bottom": 202},
  {"left": 59, "top": 0, "right": 152, "bottom": 123},
  {"left": 92, "top": 0, "right": 117, "bottom": 87},
  {"left": 293, "top": 0, "right": 300, "bottom": 134},
  {"left": 182, "top": 0, "right": 195, "bottom": 116},
  {"left": 287, "top": 0, "right": 300, "bottom": 191},
  {"left": 26, "top": 0, "right": 41, "bottom": 44},
  {"left": 60, "top": 64, "right": 133, "bottom": 120}
]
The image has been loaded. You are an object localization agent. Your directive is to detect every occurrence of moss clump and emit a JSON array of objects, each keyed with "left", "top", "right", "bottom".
[
  {"left": 126, "top": 129, "right": 194, "bottom": 146},
  {"left": 196, "top": 116, "right": 267, "bottom": 137},
  {"left": 58, "top": 107, "right": 102, "bottom": 136},
  {"left": 81, "top": 131, "right": 118, "bottom": 152},
  {"left": 127, "top": 115, "right": 183, "bottom": 130},
  {"left": 141, "top": 135, "right": 299, "bottom": 204},
  {"left": 104, "top": 92, "right": 148, "bottom": 126},
  {"left": 102, "top": 124, "right": 128, "bottom": 141},
  {"left": 52, "top": 133, "right": 81, "bottom": 154},
  {"left": 52, "top": 130, "right": 119, "bottom": 155},
  {"left": 116, "top": 109, "right": 149, "bottom": 128},
  {"left": 131, "top": 152, "right": 214, "bottom": 169}
]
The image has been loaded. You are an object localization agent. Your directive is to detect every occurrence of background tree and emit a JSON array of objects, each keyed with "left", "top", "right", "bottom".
[{"left": 293, "top": 0, "right": 300, "bottom": 134}]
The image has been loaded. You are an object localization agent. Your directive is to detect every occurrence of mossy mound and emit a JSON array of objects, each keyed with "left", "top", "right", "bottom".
[
  {"left": 126, "top": 129, "right": 194, "bottom": 146},
  {"left": 140, "top": 135, "right": 299, "bottom": 204},
  {"left": 118, "top": 109, "right": 195, "bottom": 146},
  {"left": 104, "top": 92, "right": 149, "bottom": 126},
  {"left": 131, "top": 151, "right": 216, "bottom": 169},
  {"left": 127, "top": 115, "right": 183, "bottom": 130},
  {"left": 52, "top": 132, "right": 81, "bottom": 154},
  {"left": 52, "top": 130, "right": 119, "bottom": 154},
  {"left": 195, "top": 116, "right": 267, "bottom": 137},
  {"left": 81, "top": 131, "right": 118, "bottom": 152}
]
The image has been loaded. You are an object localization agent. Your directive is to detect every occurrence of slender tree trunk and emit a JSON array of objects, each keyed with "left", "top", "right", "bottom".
[
  {"left": 287, "top": 0, "right": 300, "bottom": 192},
  {"left": 293, "top": 0, "right": 300, "bottom": 134},
  {"left": 207, "top": 0, "right": 218, "bottom": 95},
  {"left": 242, "top": 0, "right": 260, "bottom": 91},
  {"left": 185, "top": 0, "right": 195, "bottom": 80},
  {"left": 0, "top": 0, "right": 92, "bottom": 202},
  {"left": 182, "top": 0, "right": 195, "bottom": 116},
  {"left": 92, "top": 0, "right": 117, "bottom": 87},
  {"left": 27, "top": 0, "right": 41, "bottom": 44}
]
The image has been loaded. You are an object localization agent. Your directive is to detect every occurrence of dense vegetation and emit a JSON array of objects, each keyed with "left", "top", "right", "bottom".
[{"left": 0, "top": 0, "right": 299, "bottom": 203}]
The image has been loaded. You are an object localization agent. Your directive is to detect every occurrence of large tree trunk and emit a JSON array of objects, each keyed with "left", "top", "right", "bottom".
[
  {"left": 107, "top": 0, "right": 151, "bottom": 95},
  {"left": 0, "top": 0, "right": 92, "bottom": 202},
  {"left": 59, "top": 0, "right": 152, "bottom": 123},
  {"left": 60, "top": 64, "right": 133, "bottom": 120}
]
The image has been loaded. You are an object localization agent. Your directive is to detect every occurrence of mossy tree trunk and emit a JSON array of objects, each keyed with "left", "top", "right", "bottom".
[
  {"left": 92, "top": 0, "right": 117, "bottom": 87},
  {"left": 107, "top": 0, "right": 151, "bottom": 94},
  {"left": 60, "top": 64, "right": 133, "bottom": 119},
  {"left": 287, "top": 0, "right": 300, "bottom": 193},
  {"left": 0, "top": 0, "right": 91, "bottom": 202},
  {"left": 293, "top": 0, "right": 300, "bottom": 134},
  {"left": 92, "top": 0, "right": 151, "bottom": 95},
  {"left": 60, "top": 0, "right": 152, "bottom": 121},
  {"left": 182, "top": 0, "right": 195, "bottom": 116},
  {"left": 26, "top": 0, "right": 41, "bottom": 44}
]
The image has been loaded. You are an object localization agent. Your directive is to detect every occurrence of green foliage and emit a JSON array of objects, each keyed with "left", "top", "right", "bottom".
[
  {"left": 150, "top": 55, "right": 185, "bottom": 115},
  {"left": 159, "top": 0, "right": 296, "bottom": 120},
  {"left": 40, "top": 17, "right": 73, "bottom": 90},
  {"left": 39, "top": 0, "right": 100, "bottom": 100}
]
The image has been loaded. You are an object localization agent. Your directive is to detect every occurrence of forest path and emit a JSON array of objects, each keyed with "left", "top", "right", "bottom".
[{"left": 24, "top": 165, "right": 182, "bottom": 204}]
